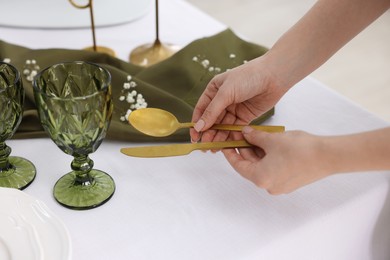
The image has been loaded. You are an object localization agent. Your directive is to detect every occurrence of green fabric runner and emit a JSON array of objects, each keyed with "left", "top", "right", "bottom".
[{"left": 0, "top": 29, "right": 271, "bottom": 142}]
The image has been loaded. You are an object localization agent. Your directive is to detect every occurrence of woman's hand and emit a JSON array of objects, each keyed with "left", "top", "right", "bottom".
[
  {"left": 190, "top": 57, "right": 287, "bottom": 143},
  {"left": 223, "top": 127, "right": 332, "bottom": 195}
]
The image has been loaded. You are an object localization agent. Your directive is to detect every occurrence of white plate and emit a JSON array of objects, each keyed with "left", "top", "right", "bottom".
[
  {"left": 0, "top": 0, "right": 152, "bottom": 29},
  {"left": 0, "top": 188, "right": 71, "bottom": 260}
]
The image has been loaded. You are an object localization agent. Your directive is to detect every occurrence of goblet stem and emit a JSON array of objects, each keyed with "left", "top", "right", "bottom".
[
  {"left": 54, "top": 154, "right": 115, "bottom": 209},
  {"left": 71, "top": 155, "right": 94, "bottom": 186},
  {"left": 0, "top": 141, "right": 36, "bottom": 189},
  {"left": 0, "top": 142, "right": 11, "bottom": 171}
]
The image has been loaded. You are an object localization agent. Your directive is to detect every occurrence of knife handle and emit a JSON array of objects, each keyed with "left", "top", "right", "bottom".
[{"left": 194, "top": 140, "right": 252, "bottom": 151}]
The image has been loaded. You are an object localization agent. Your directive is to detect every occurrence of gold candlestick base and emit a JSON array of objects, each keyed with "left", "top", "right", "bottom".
[
  {"left": 84, "top": 46, "right": 116, "bottom": 57},
  {"left": 129, "top": 40, "right": 180, "bottom": 67}
]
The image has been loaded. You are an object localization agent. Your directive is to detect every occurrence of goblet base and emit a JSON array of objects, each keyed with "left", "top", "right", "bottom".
[
  {"left": 84, "top": 46, "right": 116, "bottom": 57},
  {"left": 53, "top": 169, "right": 115, "bottom": 210},
  {"left": 0, "top": 156, "right": 36, "bottom": 190},
  {"left": 129, "top": 42, "right": 180, "bottom": 67}
]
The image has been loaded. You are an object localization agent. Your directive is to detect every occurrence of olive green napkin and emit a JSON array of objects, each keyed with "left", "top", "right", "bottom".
[{"left": 0, "top": 29, "right": 271, "bottom": 142}]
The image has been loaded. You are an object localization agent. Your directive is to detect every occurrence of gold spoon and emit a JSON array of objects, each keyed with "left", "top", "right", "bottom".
[{"left": 128, "top": 108, "right": 285, "bottom": 137}]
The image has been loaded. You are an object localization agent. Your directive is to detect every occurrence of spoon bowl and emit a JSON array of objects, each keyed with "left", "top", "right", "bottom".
[
  {"left": 129, "top": 108, "right": 285, "bottom": 137},
  {"left": 129, "top": 108, "right": 189, "bottom": 137}
]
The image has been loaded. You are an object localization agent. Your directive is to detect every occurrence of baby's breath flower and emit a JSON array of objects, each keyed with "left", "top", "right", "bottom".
[
  {"left": 119, "top": 74, "right": 148, "bottom": 124},
  {"left": 23, "top": 59, "right": 40, "bottom": 82},
  {"left": 201, "top": 59, "right": 210, "bottom": 68},
  {"left": 123, "top": 82, "right": 131, "bottom": 89},
  {"left": 191, "top": 52, "right": 247, "bottom": 77},
  {"left": 126, "top": 94, "right": 135, "bottom": 103}
]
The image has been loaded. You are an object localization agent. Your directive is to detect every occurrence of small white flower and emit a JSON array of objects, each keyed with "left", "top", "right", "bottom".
[
  {"left": 208, "top": 67, "right": 214, "bottom": 72},
  {"left": 229, "top": 53, "right": 236, "bottom": 59},
  {"left": 23, "top": 69, "right": 30, "bottom": 75},
  {"left": 201, "top": 59, "right": 210, "bottom": 68},
  {"left": 26, "top": 60, "right": 31, "bottom": 65},
  {"left": 215, "top": 67, "right": 221, "bottom": 72},
  {"left": 3, "top": 58, "right": 11, "bottom": 63},
  {"left": 192, "top": 56, "right": 198, "bottom": 62},
  {"left": 119, "top": 74, "right": 148, "bottom": 123},
  {"left": 123, "top": 82, "right": 131, "bottom": 89},
  {"left": 125, "top": 109, "right": 132, "bottom": 118},
  {"left": 126, "top": 96, "right": 135, "bottom": 103}
]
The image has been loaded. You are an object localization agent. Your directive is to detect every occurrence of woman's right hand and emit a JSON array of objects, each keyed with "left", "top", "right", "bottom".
[{"left": 190, "top": 56, "right": 287, "bottom": 143}]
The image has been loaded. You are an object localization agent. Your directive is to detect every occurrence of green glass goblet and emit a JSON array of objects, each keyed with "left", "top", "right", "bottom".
[
  {"left": 33, "top": 61, "right": 115, "bottom": 210},
  {"left": 0, "top": 62, "right": 36, "bottom": 190}
]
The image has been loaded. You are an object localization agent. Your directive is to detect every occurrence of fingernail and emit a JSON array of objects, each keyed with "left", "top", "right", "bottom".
[
  {"left": 191, "top": 136, "right": 200, "bottom": 143},
  {"left": 194, "top": 119, "right": 205, "bottom": 132},
  {"left": 242, "top": 126, "right": 254, "bottom": 134}
]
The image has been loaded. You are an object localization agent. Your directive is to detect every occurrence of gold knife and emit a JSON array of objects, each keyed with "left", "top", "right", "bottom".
[{"left": 120, "top": 140, "right": 252, "bottom": 158}]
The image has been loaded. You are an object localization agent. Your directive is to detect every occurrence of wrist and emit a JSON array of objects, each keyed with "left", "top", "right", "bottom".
[
  {"left": 259, "top": 51, "right": 297, "bottom": 93},
  {"left": 319, "top": 129, "right": 390, "bottom": 174}
]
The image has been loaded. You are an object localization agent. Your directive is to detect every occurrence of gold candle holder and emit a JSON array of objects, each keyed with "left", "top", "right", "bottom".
[
  {"left": 129, "top": 0, "right": 180, "bottom": 67},
  {"left": 69, "top": 0, "right": 115, "bottom": 57}
]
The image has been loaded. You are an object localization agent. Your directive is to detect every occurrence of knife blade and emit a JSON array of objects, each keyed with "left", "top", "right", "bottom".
[{"left": 120, "top": 140, "right": 252, "bottom": 158}]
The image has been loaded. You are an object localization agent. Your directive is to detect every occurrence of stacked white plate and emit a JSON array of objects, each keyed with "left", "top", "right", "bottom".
[
  {"left": 0, "top": 0, "right": 152, "bottom": 29},
  {"left": 0, "top": 188, "right": 71, "bottom": 260}
]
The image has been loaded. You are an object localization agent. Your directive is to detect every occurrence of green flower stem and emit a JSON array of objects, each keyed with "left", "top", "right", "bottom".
[{"left": 71, "top": 155, "right": 95, "bottom": 186}]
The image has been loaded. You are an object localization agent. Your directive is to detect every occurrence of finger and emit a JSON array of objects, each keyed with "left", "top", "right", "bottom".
[
  {"left": 194, "top": 86, "right": 233, "bottom": 132},
  {"left": 200, "top": 129, "right": 218, "bottom": 143},
  {"left": 242, "top": 126, "right": 272, "bottom": 149},
  {"left": 222, "top": 148, "right": 256, "bottom": 181},
  {"left": 191, "top": 80, "right": 218, "bottom": 123},
  {"left": 212, "top": 110, "right": 237, "bottom": 142},
  {"left": 190, "top": 108, "right": 227, "bottom": 142},
  {"left": 236, "top": 146, "right": 264, "bottom": 163},
  {"left": 225, "top": 113, "right": 251, "bottom": 143}
]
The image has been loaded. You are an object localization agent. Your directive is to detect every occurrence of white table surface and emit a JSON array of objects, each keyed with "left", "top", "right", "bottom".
[{"left": 2, "top": 0, "right": 390, "bottom": 259}]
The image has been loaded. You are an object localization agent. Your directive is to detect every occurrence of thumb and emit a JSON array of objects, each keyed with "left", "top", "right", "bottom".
[{"left": 242, "top": 126, "right": 271, "bottom": 148}]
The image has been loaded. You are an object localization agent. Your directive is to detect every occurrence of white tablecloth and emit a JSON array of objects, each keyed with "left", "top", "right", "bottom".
[{"left": 2, "top": 0, "right": 390, "bottom": 259}]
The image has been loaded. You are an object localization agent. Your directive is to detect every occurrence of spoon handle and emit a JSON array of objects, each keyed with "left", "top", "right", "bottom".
[
  {"left": 212, "top": 124, "right": 285, "bottom": 133},
  {"left": 180, "top": 122, "right": 284, "bottom": 133}
]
